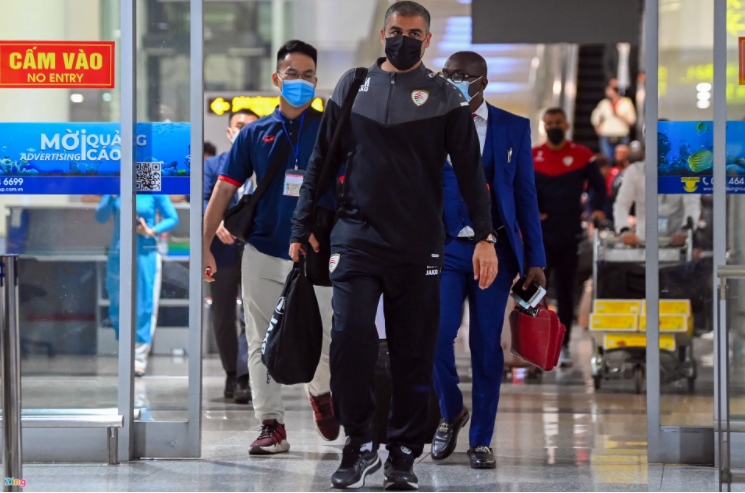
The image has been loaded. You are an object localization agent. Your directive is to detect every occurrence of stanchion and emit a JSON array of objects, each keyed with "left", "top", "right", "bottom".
[{"left": 0, "top": 256, "right": 22, "bottom": 492}]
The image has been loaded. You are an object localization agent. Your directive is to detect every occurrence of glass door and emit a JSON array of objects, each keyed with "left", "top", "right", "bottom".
[
  {"left": 0, "top": 0, "right": 203, "bottom": 461},
  {"left": 645, "top": 0, "right": 717, "bottom": 465},
  {"left": 0, "top": 0, "right": 123, "bottom": 461},
  {"left": 124, "top": 0, "right": 203, "bottom": 459}
]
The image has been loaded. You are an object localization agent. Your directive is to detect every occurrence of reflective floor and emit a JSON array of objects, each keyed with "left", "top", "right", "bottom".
[{"left": 20, "top": 330, "right": 723, "bottom": 492}]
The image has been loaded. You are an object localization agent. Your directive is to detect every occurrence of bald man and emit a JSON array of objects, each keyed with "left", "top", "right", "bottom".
[{"left": 432, "top": 51, "right": 546, "bottom": 469}]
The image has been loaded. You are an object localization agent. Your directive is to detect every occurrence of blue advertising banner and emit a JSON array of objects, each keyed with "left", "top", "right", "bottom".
[
  {"left": 658, "top": 121, "right": 745, "bottom": 194},
  {"left": 0, "top": 122, "right": 190, "bottom": 194}
]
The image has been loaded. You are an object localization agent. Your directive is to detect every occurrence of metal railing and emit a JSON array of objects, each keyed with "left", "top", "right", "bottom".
[
  {"left": 1, "top": 256, "right": 21, "bottom": 491},
  {"left": 0, "top": 256, "right": 124, "bottom": 491},
  {"left": 715, "top": 264, "right": 745, "bottom": 491}
]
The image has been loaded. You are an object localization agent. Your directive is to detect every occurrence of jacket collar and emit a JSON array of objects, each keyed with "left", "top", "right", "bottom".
[{"left": 371, "top": 57, "right": 429, "bottom": 79}]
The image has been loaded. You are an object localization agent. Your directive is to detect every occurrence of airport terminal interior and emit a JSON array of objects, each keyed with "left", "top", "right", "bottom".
[{"left": 1, "top": 0, "right": 745, "bottom": 491}]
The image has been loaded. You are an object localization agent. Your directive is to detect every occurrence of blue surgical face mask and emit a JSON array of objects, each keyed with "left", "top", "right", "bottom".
[
  {"left": 447, "top": 77, "right": 482, "bottom": 102},
  {"left": 279, "top": 78, "right": 316, "bottom": 108}
]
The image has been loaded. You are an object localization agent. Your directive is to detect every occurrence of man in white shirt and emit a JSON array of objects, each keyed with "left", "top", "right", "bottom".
[
  {"left": 613, "top": 159, "right": 701, "bottom": 247},
  {"left": 591, "top": 78, "right": 637, "bottom": 160}
]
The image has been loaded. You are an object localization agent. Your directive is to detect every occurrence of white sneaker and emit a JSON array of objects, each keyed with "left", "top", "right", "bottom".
[{"left": 559, "top": 347, "right": 573, "bottom": 368}]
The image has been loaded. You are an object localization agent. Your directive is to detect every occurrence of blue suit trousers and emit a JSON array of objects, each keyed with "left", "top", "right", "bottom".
[{"left": 432, "top": 238, "right": 518, "bottom": 447}]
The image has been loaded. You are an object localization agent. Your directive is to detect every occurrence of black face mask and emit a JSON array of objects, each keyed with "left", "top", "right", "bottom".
[
  {"left": 546, "top": 127, "right": 565, "bottom": 146},
  {"left": 385, "top": 35, "right": 423, "bottom": 71}
]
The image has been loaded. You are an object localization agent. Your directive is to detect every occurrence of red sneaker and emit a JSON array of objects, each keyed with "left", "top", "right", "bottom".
[
  {"left": 248, "top": 419, "right": 290, "bottom": 455},
  {"left": 309, "top": 392, "right": 340, "bottom": 441}
]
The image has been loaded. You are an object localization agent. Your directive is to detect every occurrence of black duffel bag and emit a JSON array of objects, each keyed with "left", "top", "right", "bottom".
[{"left": 261, "top": 259, "right": 323, "bottom": 385}]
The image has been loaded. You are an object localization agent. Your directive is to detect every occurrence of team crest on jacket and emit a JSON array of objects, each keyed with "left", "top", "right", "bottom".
[
  {"left": 329, "top": 253, "right": 340, "bottom": 273},
  {"left": 563, "top": 156, "right": 574, "bottom": 166},
  {"left": 411, "top": 90, "right": 429, "bottom": 106}
]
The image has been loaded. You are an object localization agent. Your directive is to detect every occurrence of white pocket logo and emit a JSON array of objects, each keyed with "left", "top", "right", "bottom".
[
  {"left": 412, "top": 90, "right": 429, "bottom": 106},
  {"left": 329, "top": 253, "right": 340, "bottom": 273}
]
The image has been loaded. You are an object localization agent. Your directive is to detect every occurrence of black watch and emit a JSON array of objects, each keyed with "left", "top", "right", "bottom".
[{"left": 484, "top": 233, "right": 497, "bottom": 244}]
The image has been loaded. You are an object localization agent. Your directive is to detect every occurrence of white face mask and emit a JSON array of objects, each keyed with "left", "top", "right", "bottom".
[{"left": 228, "top": 129, "right": 239, "bottom": 144}]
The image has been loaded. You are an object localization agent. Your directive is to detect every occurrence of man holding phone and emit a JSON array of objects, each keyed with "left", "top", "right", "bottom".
[{"left": 431, "top": 51, "right": 546, "bottom": 470}]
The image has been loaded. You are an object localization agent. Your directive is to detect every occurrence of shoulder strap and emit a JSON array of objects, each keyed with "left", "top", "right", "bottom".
[
  {"left": 313, "top": 67, "right": 368, "bottom": 206},
  {"left": 244, "top": 114, "right": 303, "bottom": 207}
]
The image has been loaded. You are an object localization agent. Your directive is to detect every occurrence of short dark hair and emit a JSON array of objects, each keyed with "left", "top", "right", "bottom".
[
  {"left": 276, "top": 39, "right": 317, "bottom": 69},
  {"left": 384, "top": 1, "right": 431, "bottom": 32},
  {"left": 204, "top": 141, "right": 217, "bottom": 157},
  {"left": 228, "top": 109, "right": 259, "bottom": 125},
  {"left": 449, "top": 51, "right": 488, "bottom": 74},
  {"left": 544, "top": 107, "right": 567, "bottom": 119}
]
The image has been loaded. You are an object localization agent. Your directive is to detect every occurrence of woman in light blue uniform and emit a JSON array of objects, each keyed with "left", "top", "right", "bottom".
[{"left": 96, "top": 195, "right": 179, "bottom": 376}]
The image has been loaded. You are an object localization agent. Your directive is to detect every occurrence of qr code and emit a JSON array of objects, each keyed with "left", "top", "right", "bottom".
[{"left": 136, "top": 162, "right": 162, "bottom": 192}]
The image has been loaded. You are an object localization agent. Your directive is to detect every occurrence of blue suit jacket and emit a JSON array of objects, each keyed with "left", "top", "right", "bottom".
[
  {"left": 204, "top": 152, "right": 242, "bottom": 267},
  {"left": 443, "top": 103, "right": 546, "bottom": 274}
]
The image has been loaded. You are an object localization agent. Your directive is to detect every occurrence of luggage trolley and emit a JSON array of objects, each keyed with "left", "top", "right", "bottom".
[{"left": 589, "top": 228, "right": 698, "bottom": 394}]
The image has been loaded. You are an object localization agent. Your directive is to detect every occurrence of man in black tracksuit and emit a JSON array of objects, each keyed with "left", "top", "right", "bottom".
[{"left": 290, "top": 2, "right": 497, "bottom": 490}]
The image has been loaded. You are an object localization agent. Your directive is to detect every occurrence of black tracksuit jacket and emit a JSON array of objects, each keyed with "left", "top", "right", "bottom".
[{"left": 291, "top": 58, "right": 492, "bottom": 266}]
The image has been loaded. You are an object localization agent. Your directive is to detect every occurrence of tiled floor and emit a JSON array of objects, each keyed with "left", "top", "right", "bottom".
[{"left": 17, "top": 332, "right": 724, "bottom": 491}]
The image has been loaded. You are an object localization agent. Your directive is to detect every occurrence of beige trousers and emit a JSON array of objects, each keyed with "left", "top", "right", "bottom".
[{"left": 242, "top": 243, "right": 333, "bottom": 423}]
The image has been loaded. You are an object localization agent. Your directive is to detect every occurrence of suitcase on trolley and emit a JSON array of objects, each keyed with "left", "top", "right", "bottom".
[{"left": 509, "top": 305, "right": 566, "bottom": 371}]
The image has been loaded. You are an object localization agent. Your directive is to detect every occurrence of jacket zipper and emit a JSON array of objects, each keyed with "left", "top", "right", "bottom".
[{"left": 385, "top": 73, "right": 395, "bottom": 125}]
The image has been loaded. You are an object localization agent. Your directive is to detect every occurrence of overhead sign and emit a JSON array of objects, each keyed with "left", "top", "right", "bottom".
[
  {"left": 658, "top": 121, "right": 745, "bottom": 194},
  {"left": 0, "top": 122, "right": 189, "bottom": 195},
  {"left": 472, "top": 0, "right": 639, "bottom": 44},
  {"left": 208, "top": 95, "right": 325, "bottom": 117},
  {"left": 0, "top": 41, "right": 115, "bottom": 89}
]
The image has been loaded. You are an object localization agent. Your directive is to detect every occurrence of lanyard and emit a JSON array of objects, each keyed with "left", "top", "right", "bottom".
[{"left": 278, "top": 109, "right": 305, "bottom": 170}]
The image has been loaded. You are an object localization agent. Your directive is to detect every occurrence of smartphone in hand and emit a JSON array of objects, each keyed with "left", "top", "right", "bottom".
[{"left": 511, "top": 276, "right": 547, "bottom": 311}]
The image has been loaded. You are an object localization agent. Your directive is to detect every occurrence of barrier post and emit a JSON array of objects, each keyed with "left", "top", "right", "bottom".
[{"left": 1, "top": 256, "right": 22, "bottom": 492}]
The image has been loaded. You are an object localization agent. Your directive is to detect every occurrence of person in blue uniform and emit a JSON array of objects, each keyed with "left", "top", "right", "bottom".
[
  {"left": 431, "top": 51, "right": 546, "bottom": 469},
  {"left": 96, "top": 194, "right": 179, "bottom": 377}
]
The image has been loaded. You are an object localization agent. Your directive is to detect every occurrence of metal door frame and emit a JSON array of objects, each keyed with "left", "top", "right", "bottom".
[
  {"left": 644, "top": 0, "right": 717, "bottom": 465},
  {"left": 118, "top": 0, "right": 204, "bottom": 460}
]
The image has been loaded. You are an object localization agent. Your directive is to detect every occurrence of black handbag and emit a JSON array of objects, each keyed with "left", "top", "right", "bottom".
[
  {"left": 304, "top": 67, "right": 368, "bottom": 286},
  {"left": 223, "top": 133, "right": 294, "bottom": 242},
  {"left": 261, "top": 258, "right": 323, "bottom": 385}
]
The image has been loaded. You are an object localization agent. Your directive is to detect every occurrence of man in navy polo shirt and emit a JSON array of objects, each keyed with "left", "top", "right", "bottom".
[{"left": 203, "top": 40, "right": 338, "bottom": 455}]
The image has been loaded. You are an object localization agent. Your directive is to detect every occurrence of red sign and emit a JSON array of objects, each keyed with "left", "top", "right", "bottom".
[
  {"left": 740, "top": 37, "right": 745, "bottom": 86},
  {"left": 0, "top": 41, "right": 115, "bottom": 89}
]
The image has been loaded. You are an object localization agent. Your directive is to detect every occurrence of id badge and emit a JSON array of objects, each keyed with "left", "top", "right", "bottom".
[
  {"left": 658, "top": 216, "right": 670, "bottom": 235},
  {"left": 284, "top": 170, "right": 305, "bottom": 197}
]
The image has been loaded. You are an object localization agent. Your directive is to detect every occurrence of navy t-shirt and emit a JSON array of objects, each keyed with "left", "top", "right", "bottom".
[{"left": 219, "top": 107, "right": 323, "bottom": 260}]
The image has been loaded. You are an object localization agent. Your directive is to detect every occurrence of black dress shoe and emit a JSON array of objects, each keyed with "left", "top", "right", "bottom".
[
  {"left": 224, "top": 374, "right": 237, "bottom": 399},
  {"left": 431, "top": 408, "right": 470, "bottom": 461},
  {"left": 233, "top": 375, "right": 252, "bottom": 404},
  {"left": 467, "top": 446, "right": 496, "bottom": 469}
]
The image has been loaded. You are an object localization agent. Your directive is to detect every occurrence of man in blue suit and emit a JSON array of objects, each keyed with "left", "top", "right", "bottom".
[
  {"left": 431, "top": 52, "right": 547, "bottom": 469},
  {"left": 204, "top": 108, "right": 258, "bottom": 403}
]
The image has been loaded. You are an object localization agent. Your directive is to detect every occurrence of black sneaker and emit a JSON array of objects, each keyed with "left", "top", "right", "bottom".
[
  {"left": 331, "top": 442, "right": 381, "bottom": 489},
  {"left": 383, "top": 448, "right": 418, "bottom": 491},
  {"left": 224, "top": 374, "right": 237, "bottom": 399},
  {"left": 233, "top": 375, "right": 251, "bottom": 404}
]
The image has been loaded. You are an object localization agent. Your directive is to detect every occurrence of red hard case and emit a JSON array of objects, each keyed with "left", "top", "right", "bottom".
[{"left": 508, "top": 305, "right": 566, "bottom": 371}]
